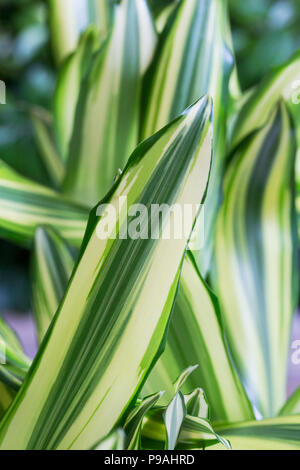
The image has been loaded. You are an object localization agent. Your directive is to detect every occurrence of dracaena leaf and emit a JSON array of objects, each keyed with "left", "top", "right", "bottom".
[
  {"left": 0, "top": 160, "right": 89, "bottom": 248},
  {"left": 0, "top": 96, "right": 212, "bottom": 450},
  {"left": 163, "top": 391, "right": 186, "bottom": 450},
  {"left": 92, "top": 429, "right": 126, "bottom": 451},
  {"left": 143, "top": 253, "right": 254, "bottom": 423},
  {"left": 63, "top": 0, "right": 157, "bottom": 206},
  {"left": 53, "top": 27, "right": 100, "bottom": 162},
  {"left": 30, "top": 106, "right": 65, "bottom": 187},
  {"left": 142, "top": 409, "right": 231, "bottom": 450},
  {"left": 184, "top": 388, "right": 209, "bottom": 420},
  {"left": 0, "top": 317, "right": 31, "bottom": 392},
  {"left": 124, "top": 392, "right": 164, "bottom": 450},
  {"left": 229, "top": 49, "right": 300, "bottom": 152},
  {"left": 211, "top": 416, "right": 300, "bottom": 450},
  {"left": 31, "top": 226, "right": 76, "bottom": 343},
  {"left": 141, "top": 0, "right": 233, "bottom": 274},
  {"left": 0, "top": 384, "right": 15, "bottom": 419},
  {"left": 215, "top": 102, "right": 298, "bottom": 417},
  {"left": 87, "top": 0, "right": 115, "bottom": 42},
  {"left": 279, "top": 387, "right": 300, "bottom": 416},
  {"left": 48, "top": 0, "right": 80, "bottom": 65}
]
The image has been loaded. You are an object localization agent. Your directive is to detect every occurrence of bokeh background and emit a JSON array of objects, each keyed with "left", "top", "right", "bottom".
[{"left": 0, "top": 0, "right": 299, "bottom": 391}]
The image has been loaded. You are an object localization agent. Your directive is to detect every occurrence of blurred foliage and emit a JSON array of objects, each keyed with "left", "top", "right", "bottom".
[
  {"left": 229, "top": 0, "right": 300, "bottom": 89},
  {"left": 0, "top": 0, "right": 300, "bottom": 311},
  {"left": 0, "top": 0, "right": 55, "bottom": 312}
]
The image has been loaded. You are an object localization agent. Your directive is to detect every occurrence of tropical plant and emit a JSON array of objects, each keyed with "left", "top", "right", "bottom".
[{"left": 0, "top": 0, "right": 299, "bottom": 450}]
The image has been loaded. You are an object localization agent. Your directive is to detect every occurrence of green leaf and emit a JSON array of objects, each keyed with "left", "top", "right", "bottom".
[
  {"left": 48, "top": 0, "right": 80, "bottom": 65},
  {"left": 30, "top": 107, "right": 65, "bottom": 187},
  {"left": 92, "top": 429, "right": 125, "bottom": 451},
  {"left": 87, "top": 0, "right": 115, "bottom": 42},
  {"left": 0, "top": 160, "right": 89, "bottom": 248},
  {"left": 163, "top": 391, "right": 186, "bottom": 450},
  {"left": 63, "top": 0, "right": 157, "bottom": 206},
  {"left": 184, "top": 388, "right": 209, "bottom": 420},
  {"left": 155, "top": 1, "right": 178, "bottom": 34},
  {"left": 0, "top": 317, "right": 31, "bottom": 391},
  {"left": 143, "top": 253, "right": 254, "bottom": 422},
  {"left": 54, "top": 27, "right": 100, "bottom": 162},
  {"left": 124, "top": 392, "right": 164, "bottom": 450},
  {"left": 211, "top": 416, "right": 300, "bottom": 450},
  {"left": 229, "top": 49, "right": 300, "bottom": 151},
  {"left": 0, "top": 96, "right": 213, "bottom": 450},
  {"left": 279, "top": 387, "right": 300, "bottom": 416},
  {"left": 31, "top": 226, "right": 76, "bottom": 343},
  {"left": 215, "top": 102, "right": 298, "bottom": 417},
  {"left": 141, "top": 0, "right": 233, "bottom": 274},
  {"left": 173, "top": 365, "right": 199, "bottom": 392},
  {"left": 142, "top": 409, "right": 231, "bottom": 450},
  {"left": 0, "top": 384, "right": 15, "bottom": 419}
]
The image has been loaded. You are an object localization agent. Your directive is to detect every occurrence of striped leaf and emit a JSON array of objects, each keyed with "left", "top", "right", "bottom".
[
  {"left": 0, "top": 317, "right": 31, "bottom": 391},
  {"left": 227, "top": 50, "right": 300, "bottom": 238},
  {"left": 0, "top": 160, "right": 88, "bottom": 248},
  {"left": 87, "top": 0, "right": 115, "bottom": 42},
  {"left": 155, "top": 2, "right": 178, "bottom": 34},
  {"left": 210, "top": 416, "right": 300, "bottom": 450},
  {"left": 124, "top": 392, "right": 164, "bottom": 450},
  {"left": 48, "top": 0, "right": 114, "bottom": 66},
  {"left": 63, "top": 0, "right": 157, "bottom": 206},
  {"left": 141, "top": 0, "right": 233, "bottom": 274},
  {"left": 142, "top": 410, "right": 231, "bottom": 450},
  {"left": 279, "top": 387, "right": 300, "bottom": 416},
  {"left": 31, "top": 226, "right": 76, "bottom": 343},
  {"left": 143, "top": 253, "right": 254, "bottom": 423},
  {"left": 0, "top": 96, "right": 213, "bottom": 450},
  {"left": 30, "top": 107, "right": 64, "bottom": 187},
  {"left": 48, "top": 0, "right": 80, "bottom": 65},
  {"left": 163, "top": 391, "right": 186, "bottom": 450},
  {"left": 229, "top": 49, "right": 300, "bottom": 151},
  {"left": 93, "top": 429, "right": 125, "bottom": 451},
  {"left": 54, "top": 27, "right": 100, "bottom": 162},
  {"left": 184, "top": 388, "right": 209, "bottom": 420},
  {"left": 215, "top": 102, "right": 298, "bottom": 417}
]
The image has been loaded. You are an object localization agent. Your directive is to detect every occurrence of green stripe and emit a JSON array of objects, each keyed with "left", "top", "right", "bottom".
[
  {"left": 141, "top": 0, "right": 233, "bottom": 275},
  {"left": 229, "top": 49, "right": 300, "bottom": 151},
  {"left": 31, "top": 226, "right": 76, "bottom": 343},
  {"left": 63, "top": 0, "right": 157, "bottom": 206},
  {"left": 210, "top": 416, "right": 300, "bottom": 450},
  {"left": 0, "top": 317, "right": 31, "bottom": 392},
  {"left": 48, "top": 0, "right": 79, "bottom": 65},
  {"left": 143, "top": 253, "right": 254, "bottom": 423},
  {"left": 215, "top": 102, "right": 298, "bottom": 417},
  {"left": 30, "top": 107, "right": 64, "bottom": 187},
  {"left": 54, "top": 27, "right": 100, "bottom": 162},
  {"left": 0, "top": 160, "right": 89, "bottom": 247},
  {"left": 279, "top": 387, "right": 300, "bottom": 416},
  {"left": 0, "top": 97, "right": 213, "bottom": 450}
]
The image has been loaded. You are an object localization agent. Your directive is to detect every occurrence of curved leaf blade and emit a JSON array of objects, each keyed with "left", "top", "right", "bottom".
[
  {"left": 0, "top": 96, "right": 212, "bottom": 450},
  {"left": 63, "top": 0, "right": 157, "bottom": 206},
  {"left": 0, "top": 161, "right": 88, "bottom": 248},
  {"left": 141, "top": 0, "right": 233, "bottom": 274},
  {"left": 211, "top": 416, "right": 300, "bottom": 450},
  {"left": 143, "top": 253, "right": 254, "bottom": 422},
  {"left": 215, "top": 102, "right": 298, "bottom": 417},
  {"left": 31, "top": 226, "right": 76, "bottom": 343}
]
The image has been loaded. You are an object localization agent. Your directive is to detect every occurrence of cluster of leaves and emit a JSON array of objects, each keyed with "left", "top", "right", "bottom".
[{"left": 0, "top": 0, "right": 299, "bottom": 451}]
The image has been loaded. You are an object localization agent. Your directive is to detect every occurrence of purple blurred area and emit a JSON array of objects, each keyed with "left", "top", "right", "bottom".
[
  {"left": 2, "top": 309, "right": 300, "bottom": 397},
  {"left": 3, "top": 311, "right": 37, "bottom": 359}
]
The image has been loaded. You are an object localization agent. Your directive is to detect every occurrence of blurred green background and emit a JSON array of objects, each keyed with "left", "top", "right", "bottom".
[{"left": 1, "top": 0, "right": 300, "bottom": 311}]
